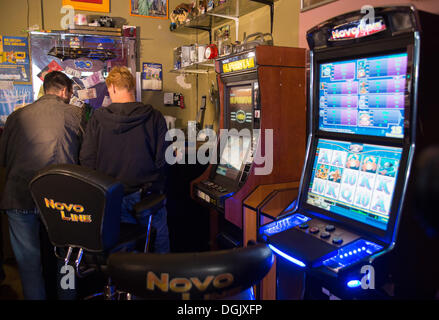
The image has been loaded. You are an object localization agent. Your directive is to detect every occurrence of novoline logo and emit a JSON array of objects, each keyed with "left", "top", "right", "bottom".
[
  {"left": 147, "top": 271, "right": 235, "bottom": 299},
  {"left": 44, "top": 198, "right": 92, "bottom": 223},
  {"left": 329, "top": 17, "right": 386, "bottom": 41}
]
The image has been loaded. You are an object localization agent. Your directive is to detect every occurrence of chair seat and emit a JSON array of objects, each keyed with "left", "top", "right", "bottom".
[{"left": 107, "top": 244, "right": 274, "bottom": 299}]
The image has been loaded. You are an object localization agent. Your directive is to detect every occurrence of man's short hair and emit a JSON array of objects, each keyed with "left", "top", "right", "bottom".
[
  {"left": 105, "top": 66, "right": 135, "bottom": 92},
  {"left": 43, "top": 71, "right": 73, "bottom": 94}
]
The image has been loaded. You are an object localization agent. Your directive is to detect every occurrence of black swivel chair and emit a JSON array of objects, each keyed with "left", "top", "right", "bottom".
[
  {"left": 29, "top": 164, "right": 166, "bottom": 299},
  {"left": 107, "top": 243, "right": 274, "bottom": 300}
]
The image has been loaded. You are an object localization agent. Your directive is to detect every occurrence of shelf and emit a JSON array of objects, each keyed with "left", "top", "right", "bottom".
[
  {"left": 29, "top": 31, "right": 141, "bottom": 41},
  {"left": 170, "top": 60, "right": 215, "bottom": 75},
  {"left": 171, "top": 0, "right": 277, "bottom": 39},
  {"left": 209, "top": 0, "right": 276, "bottom": 19}
]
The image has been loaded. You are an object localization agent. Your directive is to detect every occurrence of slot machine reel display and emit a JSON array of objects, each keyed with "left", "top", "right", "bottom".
[{"left": 259, "top": 6, "right": 439, "bottom": 299}]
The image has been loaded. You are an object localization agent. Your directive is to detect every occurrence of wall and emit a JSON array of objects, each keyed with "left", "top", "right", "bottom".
[
  {"left": 299, "top": 0, "right": 439, "bottom": 48},
  {"left": 0, "top": 0, "right": 301, "bottom": 131}
]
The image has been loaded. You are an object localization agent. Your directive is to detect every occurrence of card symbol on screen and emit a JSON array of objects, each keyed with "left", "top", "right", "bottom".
[{"left": 346, "top": 153, "right": 360, "bottom": 170}]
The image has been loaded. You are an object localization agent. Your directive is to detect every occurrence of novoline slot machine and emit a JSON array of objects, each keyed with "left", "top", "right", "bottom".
[
  {"left": 258, "top": 6, "right": 439, "bottom": 299},
  {"left": 191, "top": 46, "right": 307, "bottom": 248}
]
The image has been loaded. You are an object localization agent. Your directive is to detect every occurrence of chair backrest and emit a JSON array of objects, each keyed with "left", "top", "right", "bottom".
[
  {"left": 107, "top": 244, "right": 274, "bottom": 300},
  {"left": 29, "top": 164, "right": 124, "bottom": 253}
]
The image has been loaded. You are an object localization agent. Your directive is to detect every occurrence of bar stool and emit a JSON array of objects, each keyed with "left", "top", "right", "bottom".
[
  {"left": 29, "top": 164, "right": 165, "bottom": 299},
  {"left": 107, "top": 243, "right": 274, "bottom": 300}
]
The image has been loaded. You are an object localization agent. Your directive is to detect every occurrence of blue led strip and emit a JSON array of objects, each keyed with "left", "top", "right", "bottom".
[
  {"left": 268, "top": 244, "right": 306, "bottom": 268},
  {"left": 322, "top": 239, "right": 383, "bottom": 272},
  {"left": 260, "top": 213, "right": 311, "bottom": 237}
]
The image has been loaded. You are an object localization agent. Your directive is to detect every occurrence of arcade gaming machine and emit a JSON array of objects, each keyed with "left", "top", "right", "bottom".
[
  {"left": 259, "top": 6, "right": 439, "bottom": 299},
  {"left": 191, "top": 46, "right": 307, "bottom": 248}
]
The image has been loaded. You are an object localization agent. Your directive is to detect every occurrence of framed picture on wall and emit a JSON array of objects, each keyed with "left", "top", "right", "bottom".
[
  {"left": 130, "top": 0, "right": 168, "bottom": 19},
  {"left": 142, "top": 62, "right": 163, "bottom": 91},
  {"left": 62, "top": 0, "right": 110, "bottom": 13},
  {"left": 301, "top": 0, "right": 337, "bottom": 12}
]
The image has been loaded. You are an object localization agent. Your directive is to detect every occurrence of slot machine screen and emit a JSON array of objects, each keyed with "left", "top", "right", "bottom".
[
  {"left": 318, "top": 53, "right": 407, "bottom": 138},
  {"left": 227, "top": 85, "right": 253, "bottom": 131},
  {"left": 306, "top": 138, "right": 402, "bottom": 230},
  {"left": 216, "top": 135, "right": 251, "bottom": 181}
]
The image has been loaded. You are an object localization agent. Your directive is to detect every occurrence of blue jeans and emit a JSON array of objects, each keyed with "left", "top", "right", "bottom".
[
  {"left": 5, "top": 209, "right": 46, "bottom": 300},
  {"left": 120, "top": 191, "right": 170, "bottom": 253}
]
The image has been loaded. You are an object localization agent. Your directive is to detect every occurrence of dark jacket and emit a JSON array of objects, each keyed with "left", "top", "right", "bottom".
[
  {"left": 79, "top": 102, "right": 169, "bottom": 194},
  {"left": 0, "top": 94, "right": 83, "bottom": 210}
]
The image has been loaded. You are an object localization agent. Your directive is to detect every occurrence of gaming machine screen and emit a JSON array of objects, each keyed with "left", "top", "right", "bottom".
[
  {"left": 216, "top": 135, "right": 251, "bottom": 181},
  {"left": 227, "top": 85, "right": 253, "bottom": 131},
  {"left": 306, "top": 138, "right": 402, "bottom": 230},
  {"left": 318, "top": 53, "right": 407, "bottom": 138}
]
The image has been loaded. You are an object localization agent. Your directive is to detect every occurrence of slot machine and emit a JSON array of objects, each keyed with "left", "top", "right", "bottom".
[
  {"left": 191, "top": 46, "right": 307, "bottom": 248},
  {"left": 259, "top": 6, "right": 439, "bottom": 299}
]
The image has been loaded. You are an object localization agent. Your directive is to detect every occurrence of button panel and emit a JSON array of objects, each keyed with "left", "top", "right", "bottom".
[
  {"left": 201, "top": 180, "right": 228, "bottom": 194},
  {"left": 295, "top": 218, "right": 360, "bottom": 247},
  {"left": 196, "top": 181, "right": 234, "bottom": 209}
]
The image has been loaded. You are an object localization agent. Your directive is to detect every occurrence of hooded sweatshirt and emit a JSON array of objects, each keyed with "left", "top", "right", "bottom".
[{"left": 79, "top": 102, "right": 169, "bottom": 194}]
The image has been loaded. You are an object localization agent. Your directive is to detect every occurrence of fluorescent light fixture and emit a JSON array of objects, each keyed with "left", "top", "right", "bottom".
[{"left": 268, "top": 244, "right": 306, "bottom": 268}]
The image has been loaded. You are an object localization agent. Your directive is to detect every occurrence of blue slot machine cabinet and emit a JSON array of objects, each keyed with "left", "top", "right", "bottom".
[{"left": 259, "top": 6, "right": 439, "bottom": 299}]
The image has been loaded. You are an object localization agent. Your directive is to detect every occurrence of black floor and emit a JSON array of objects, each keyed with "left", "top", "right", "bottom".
[{"left": 166, "top": 162, "right": 210, "bottom": 253}]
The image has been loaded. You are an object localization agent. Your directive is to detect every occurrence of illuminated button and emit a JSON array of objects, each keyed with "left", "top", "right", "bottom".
[
  {"left": 299, "top": 223, "right": 309, "bottom": 230},
  {"left": 332, "top": 237, "right": 343, "bottom": 245},
  {"left": 325, "top": 225, "right": 336, "bottom": 232},
  {"left": 309, "top": 227, "right": 319, "bottom": 234},
  {"left": 320, "top": 231, "right": 330, "bottom": 239}
]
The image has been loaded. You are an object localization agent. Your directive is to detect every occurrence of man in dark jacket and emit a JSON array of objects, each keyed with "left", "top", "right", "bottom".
[
  {"left": 0, "top": 71, "right": 83, "bottom": 299},
  {"left": 80, "top": 66, "right": 170, "bottom": 253}
]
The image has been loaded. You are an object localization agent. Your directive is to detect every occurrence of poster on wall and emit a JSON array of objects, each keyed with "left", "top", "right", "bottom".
[
  {"left": 301, "top": 0, "right": 337, "bottom": 12},
  {"left": 142, "top": 62, "right": 162, "bottom": 91},
  {"left": 0, "top": 83, "right": 33, "bottom": 126},
  {"left": 0, "top": 36, "right": 33, "bottom": 126},
  {"left": 62, "top": 0, "right": 110, "bottom": 13},
  {"left": 0, "top": 36, "right": 31, "bottom": 83},
  {"left": 130, "top": 0, "right": 168, "bottom": 19}
]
